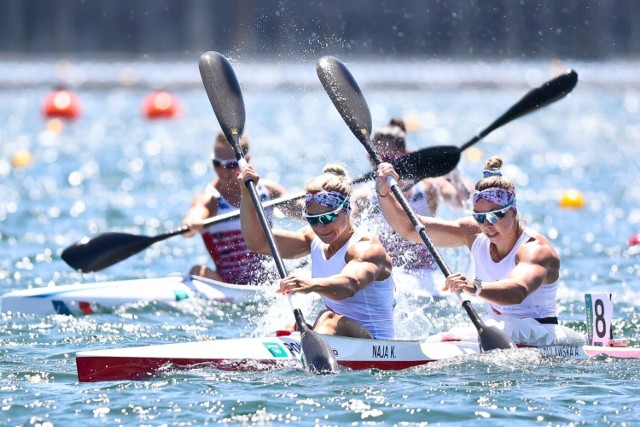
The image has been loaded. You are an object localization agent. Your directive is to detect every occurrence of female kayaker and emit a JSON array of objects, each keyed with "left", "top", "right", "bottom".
[
  {"left": 238, "top": 163, "right": 396, "bottom": 339},
  {"left": 181, "top": 131, "right": 293, "bottom": 285},
  {"left": 351, "top": 117, "right": 474, "bottom": 297},
  {"left": 375, "top": 155, "right": 560, "bottom": 324}
]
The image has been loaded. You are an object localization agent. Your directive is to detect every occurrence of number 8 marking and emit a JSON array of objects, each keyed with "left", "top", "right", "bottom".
[{"left": 594, "top": 298, "right": 607, "bottom": 338}]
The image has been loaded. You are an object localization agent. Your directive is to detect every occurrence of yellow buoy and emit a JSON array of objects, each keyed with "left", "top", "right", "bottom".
[
  {"left": 11, "top": 150, "right": 33, "bottom": 168},
  {"left": 559, "top": 188, "right": 585, "bottom": 209}
]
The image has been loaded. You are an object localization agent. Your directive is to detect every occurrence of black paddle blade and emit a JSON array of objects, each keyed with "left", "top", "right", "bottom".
[
  {"left": 393, "top": 145, "right": 461, "bottom": 180},
  {"left": 199, "top": 51, "right": 246, "bottom": 149},
  {"left": 200, "top": 52, "right": 339, "bottom": 375},
  {"left": 462, "top": 301, "right": 516, "bottom": 351},
  {"left": 478, "top": 69, "right": 578, "bottom": 141},
  {"left": 294, "top": 309, "right": 339, "bottom": 374},
  {"left": 61, "top": 232, "right": 158, "bottom": 273},
  {"left": 478, "top": 325, "right": 517, "bottom": 352},
  {"left": 355, "top": 145, "right": 462, "bottom": 183},
  {"left": 316, "top": 56, "right": 374, "bottom": 154}
]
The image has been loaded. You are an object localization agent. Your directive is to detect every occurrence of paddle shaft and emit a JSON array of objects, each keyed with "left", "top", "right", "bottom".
[
  {"left": 242, "top": 172, "right": 289, "bottom": 278},
  {"left": 317, "top": 55, "right": 516, "bottom": 350},
  {"left": 200, "top": 51, "right": 338, "bottom": 373}
]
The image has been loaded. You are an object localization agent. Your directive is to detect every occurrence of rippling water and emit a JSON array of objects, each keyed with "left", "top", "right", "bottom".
[{"left": 2, "top": 58, "right": 640, "bottom": 425}]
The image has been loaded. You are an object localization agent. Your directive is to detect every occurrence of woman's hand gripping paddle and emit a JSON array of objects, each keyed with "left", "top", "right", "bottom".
[
  {"left": 316, "top": 56, "right": 517, "bottom": 352},
  {"left": 199, "top": 51, "right": 338, "bottom": 374}
]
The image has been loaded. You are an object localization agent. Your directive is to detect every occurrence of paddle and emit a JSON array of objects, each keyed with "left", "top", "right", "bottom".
[
  {"left": 319, "top": 57, "right": 577, "bottom": 174},
  {"left": 200, "top": 51, "right": 338, "bottom": 374},
  {"left": 60, "top": 143, "right": 453, "bottom": 274},
  {"left": 317, "top": 55, "right": 518, "bottom": 352}
]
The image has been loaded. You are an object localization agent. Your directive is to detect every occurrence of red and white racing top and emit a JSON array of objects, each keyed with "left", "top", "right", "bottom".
[{"left": 200, "top": 183, "right": 277, "bottom": 285}]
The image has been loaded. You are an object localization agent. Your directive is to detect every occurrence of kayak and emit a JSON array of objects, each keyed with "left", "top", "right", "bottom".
[
  {"left": 76, "top": 329, "right": 639, "bottom": 382},
  {"left": 75, "top": 292, "right": 638, "bottom": 382},
  {"left": 0, "top": 274, "right": 275, "bottom": 315}
]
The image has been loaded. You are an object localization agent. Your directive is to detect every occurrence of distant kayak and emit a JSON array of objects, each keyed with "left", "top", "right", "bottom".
[{"left": 0, "top": 274, "right": 276, "bottom": 316}]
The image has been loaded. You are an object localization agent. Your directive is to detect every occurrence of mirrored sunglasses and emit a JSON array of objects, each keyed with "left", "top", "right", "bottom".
[
  {"left": 212, "top": 158, "right": 240, "bottom": 169},
  {"left": 472, "top": 201, "right": 514, "bottom": 225},
  {"left": 304, "top": 198, "right": 348, "bottom": 227}
]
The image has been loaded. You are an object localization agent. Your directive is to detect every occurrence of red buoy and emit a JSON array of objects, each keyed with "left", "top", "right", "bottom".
[
  {"left": 42, "top": 89, "right": 82, "bottom": 120},
  {"left": 629, "top": 233, "right": 640, "bottom": 246},
  {"left": 142, "top": 91, "right": 181, "bottom": 119}
]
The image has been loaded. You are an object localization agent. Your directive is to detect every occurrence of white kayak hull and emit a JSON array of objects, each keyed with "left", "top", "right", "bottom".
[
  {"left": 0, "top": 275, "right": 274, "bottom": 315},
  {"left": 75, "top": 332, "right": 640, "bottom": 382}
]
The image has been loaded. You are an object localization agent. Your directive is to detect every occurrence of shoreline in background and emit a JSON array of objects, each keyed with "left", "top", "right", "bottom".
[{"left": 1, "top": 56, "right": 640, "bottom": 90}]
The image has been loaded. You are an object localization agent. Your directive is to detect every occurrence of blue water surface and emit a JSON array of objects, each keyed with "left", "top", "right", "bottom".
[{"left": 1, "top": 57, "right": 640, "bottom": 425}]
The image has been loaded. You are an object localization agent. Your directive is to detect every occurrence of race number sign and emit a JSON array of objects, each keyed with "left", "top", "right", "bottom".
[{"left": 585, "top": 293, "right": 613, "bottom": 346}]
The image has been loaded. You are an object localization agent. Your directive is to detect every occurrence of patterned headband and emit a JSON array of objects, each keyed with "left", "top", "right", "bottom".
[
  {"left": 305, "top": 191, "right": 351, "bottom": 215},
  {"left": 472, "top": 188, "right": 516, "bottom": 207}
]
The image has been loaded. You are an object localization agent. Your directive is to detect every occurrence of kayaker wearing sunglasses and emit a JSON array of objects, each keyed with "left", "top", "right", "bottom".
[
  {"left": 239, "top": 163, "right": 396, "bottom": 339},
  {"left": 181, "top": 131, "right": 292, "bottom": 285},
  {"left": 376, "top": 155, "right": 560, "bottom": 324}
]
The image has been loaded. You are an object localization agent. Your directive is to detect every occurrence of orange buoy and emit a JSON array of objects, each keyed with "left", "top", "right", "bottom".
[
  {"left": 559, "top": 188, "right": 585, "bottom": 209},
  {"left": 142, "top": 91, "right": 181, "bottom": 119},
  {"left": 42, "top": 88, "right": 82, "bottom": 120}
]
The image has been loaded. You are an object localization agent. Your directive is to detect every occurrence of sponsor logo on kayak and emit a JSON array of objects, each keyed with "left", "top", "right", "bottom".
[
  {"left": 372, "top": 344, "right": 396, "bottom": 359},
  {"left": 538, "top": 345, "right": 583, "bottom": 358},
  {"left": 263, "top": 342, "right": 289, "bottom": 358},
  {"left": 282, "top": 342, "right": 302, "bottom": 358}
]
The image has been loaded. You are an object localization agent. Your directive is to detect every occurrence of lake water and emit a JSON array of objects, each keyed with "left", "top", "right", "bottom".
[{"left": 2, "top": 57, "right": 640, "bottom": 425}]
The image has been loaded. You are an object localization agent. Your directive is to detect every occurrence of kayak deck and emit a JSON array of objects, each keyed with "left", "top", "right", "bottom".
[
  {"left": 75, "top": 332, "right": 639, "bottom": 382},
  {"left": 0, "top": 275, "right": 275, "bottom": 315}
]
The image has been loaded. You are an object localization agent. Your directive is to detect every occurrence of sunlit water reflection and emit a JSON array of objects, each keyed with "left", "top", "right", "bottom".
[{"left": 1, "top": 58, "right": 640, "bottom": 425}]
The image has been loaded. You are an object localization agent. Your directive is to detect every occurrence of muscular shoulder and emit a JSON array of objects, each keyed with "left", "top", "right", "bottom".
[
  {"left": 517, "top": 232, "right": 560, "bottom": 267},
  {"left": 348, "top": 233, "right": 389, "bottom": 262}
]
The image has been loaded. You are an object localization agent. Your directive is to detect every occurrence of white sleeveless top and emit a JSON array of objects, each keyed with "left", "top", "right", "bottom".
[
  {"left": 471, "top": 227, "right": 558, "bottom": 319},
  {"left": 310, "top": 231, "right": 396, "bottom": 339}
]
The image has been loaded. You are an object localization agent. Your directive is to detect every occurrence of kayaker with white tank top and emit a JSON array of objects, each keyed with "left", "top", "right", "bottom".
[
  {"left": 239, "top": 162, "right": 396, "bottom": 340},
  {"left": 376, "top": 155, "right": 560, "bottom": 324},
  {"left": 310, "top": 232, "right": 395, "bottom": 339}
]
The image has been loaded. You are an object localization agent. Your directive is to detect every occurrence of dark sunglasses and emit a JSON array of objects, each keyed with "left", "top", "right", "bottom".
[
  {"left": 472, "top": 200, "right": 515, "bottom": 225},
  {"left": 212, "top": 158, "right": 240, "bottom": 169},
  {"left": 304, "top": 198, "right": 348, "bottom": 226}
]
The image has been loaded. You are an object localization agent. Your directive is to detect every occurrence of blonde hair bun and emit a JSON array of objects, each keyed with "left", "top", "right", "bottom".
[{"left": 322, "top": 163, "right": 349, "bottom": 179}]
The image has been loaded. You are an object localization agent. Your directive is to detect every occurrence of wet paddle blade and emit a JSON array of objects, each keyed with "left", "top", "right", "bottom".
[
  {"left": 462, "top": 301, "right": 516, "bottom": 351},
  {"left": 479, "top": 325, "right": 517, "bottom": 352},
  {"left": 294, "top": 309, "right": 339, "bottom": 373},
  {"left": 200, "top": 51, "right": 339, "bottom": 374},
  {"left": 393, "top": 145, "right": 461, "bottom": 180},
  {"left": 61, "top": 232, "right": 159, "bottom": 273},
  {"left": 199, "top": 51, "right": 246, "bottom": 148},
  {"left": 316, "top": 56, "right": 373, "bottom": 149},
  {"left": 353, "top": 145, "right": 462, "bottom": 183}
]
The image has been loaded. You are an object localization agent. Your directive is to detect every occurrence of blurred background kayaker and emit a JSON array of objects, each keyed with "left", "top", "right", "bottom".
[
  {"left": 352, "top": 117, "right": 474, "bottom": 298},
  {"left": 181, "top": 131, "right": 293, "bottom": 285}
]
